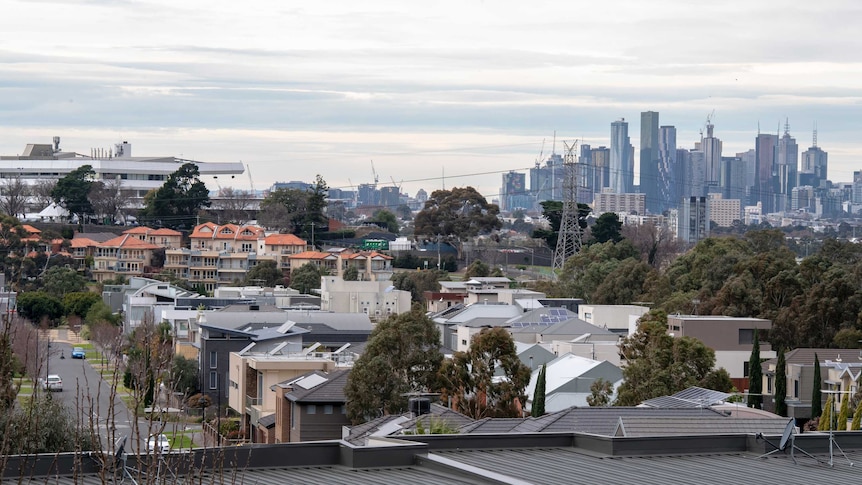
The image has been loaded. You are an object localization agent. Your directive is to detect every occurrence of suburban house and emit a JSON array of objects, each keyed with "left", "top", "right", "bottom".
[
  {"left": 431, "top": 302, "right": 523, "bottom": 352},
  {"left": 198, "top": 304, "right": 309, "bottom": 404},
  {"left": 577, "top": 304, "right": 650, "bottom": 335},
  {"left": 122, "top": 226, "right": 183, "bottom": 248},
  {"left": 267, "top": 369, "right": 351, "bottom": 444},
  {"left": 258, "top": 233, "right": 308, "bottom": 271},
  {"left": 761, "top": 348, "right": 862, "bottom": 421},
  {"left": 319, "top": 275, "right": 411, "bottom": 318},
  {"left": 525, "top": 353, "right": 623, "bottom": 413},
  {"left": 667, "top": 314, "right": 775, "bottom": 389},
  {"left": 92, "top": 234, "right": 161, "bottom": 283},
  {"left": 280, "top": 310, "right": 374, "bottom": 348},
  {"left": 507, "top": 308, "right": 620, "bottom": 348},
  {"left": 227, "top": 344, "right": 353, "bottom": 440}
]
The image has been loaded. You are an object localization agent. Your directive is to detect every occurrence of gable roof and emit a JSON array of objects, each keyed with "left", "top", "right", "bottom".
[
  {"left": 264, "top": 233, "right": 307, "bottom": 246},
  {"left": 98, "top": 234, "right": 161, "bottom": 250}
]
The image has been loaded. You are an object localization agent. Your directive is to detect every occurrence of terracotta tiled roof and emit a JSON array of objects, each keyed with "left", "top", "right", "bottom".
[
  {"left": 71, "top": 237, "right": 100, "bottom": 248},
  {"left": 149, "top": 228, "right": 182, "bottom": 236},
  {"left": 99, "top": 234, "right": 160, "bottom": 250},
  {"left": 264, "top": 233, "right": 307, "bottom": 246},
  {"left": 122, "top": 227, "right": 150, "bottom": 234},
  {"left": 190, "top": 222, "right": 264, "bottom": 240},
  {"left": 21, "top": 225, "right": 41, "bottom": 235},
  {"left": 343, "top": 250, "right": 393, "bottom": 261},
  {"left": 289, "top": 251, "right": 335, "bottom": 260}
]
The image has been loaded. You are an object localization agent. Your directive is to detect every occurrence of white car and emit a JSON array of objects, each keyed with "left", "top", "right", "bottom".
[
  {"left": 42, "top": 374, "right": 62, "bottom": 392},
  {"left": 147, "top": 434, "right": 170, "bottom": 453}
]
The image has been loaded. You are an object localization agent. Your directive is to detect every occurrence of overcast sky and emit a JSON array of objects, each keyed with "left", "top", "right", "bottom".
[{"left": 3, "top": 0, "right": 861, "bottom": 201}]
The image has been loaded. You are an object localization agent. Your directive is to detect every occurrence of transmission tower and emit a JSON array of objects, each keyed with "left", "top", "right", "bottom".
[{"left": 552, "top": 140, "right": 583, "bottom": 271}]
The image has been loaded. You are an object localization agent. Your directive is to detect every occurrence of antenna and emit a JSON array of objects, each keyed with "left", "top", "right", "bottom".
[
  {"left": 813, "top": 122, "right": 818, "bottom": 147},
  {"left": 784, "top": 117, "right": 790, "bottom": 136}
]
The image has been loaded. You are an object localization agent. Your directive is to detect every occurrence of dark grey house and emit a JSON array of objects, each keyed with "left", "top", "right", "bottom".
[{"left": 270, "top": 370, "right": 351, "bottom": 443}]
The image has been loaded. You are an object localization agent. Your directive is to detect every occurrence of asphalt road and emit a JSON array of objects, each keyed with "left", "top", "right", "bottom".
[{"left": 44, "top": 342, "right": 147, "bottom": 454}]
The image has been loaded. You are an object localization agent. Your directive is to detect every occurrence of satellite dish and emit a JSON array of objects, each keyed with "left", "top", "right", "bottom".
[{"left": 779, "top": 419, "right": 794, "bottom": 450}]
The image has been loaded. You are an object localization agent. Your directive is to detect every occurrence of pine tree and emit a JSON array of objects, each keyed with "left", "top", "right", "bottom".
[
  {"left": 747, "top": 329, "right": 762, "bottom": 409},
  {"left": 811, "top": 353, "right": 822, "bottom": 419},
  {"left": 774, "top": 348, "right": 787, "bottom": 417},
  {"left": 837, "top": 391, "right": 850, "bottom": 431},
  {"left": 531, "top": 364, "right": 546, "bottom": 418}
]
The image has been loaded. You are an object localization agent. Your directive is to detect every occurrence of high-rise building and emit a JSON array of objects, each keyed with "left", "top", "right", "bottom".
[
  {"left": 754, "top": 133, "right": 778, "bottom": 213},
  {"left": 640, "top": 111, "right": 660, "bottom": 213},
  {"left": 610, "top": 119, "right": 632, "bottom": 194},
  {"left": 738, "top": 149, "right": 756, "bottom": 192},
  {"left": 678, "top": 196, "right": 709, "bottom": 244},
  {"left": 800, "top": 127, "right": 828, "bottom": 188},
  {"left": 775, "top": 121, "right": 798, "bottom": 213},
  {"left": 501, "top": 171, "right": 530, "bottom": 211},
  {"left": 720, "top": 156, "right": 747, "bottom": 202},
  {"left": 591, "top": 146, "right": 611, "bottom": 195},
  {"left": 658, "top": 125, "right": 678, "bottom": 214},
  {"left": 702, "top": 122, "right": 722, "bottom": 191},
  {"left": 707, "top": 194, "right": 741, "bottom": 228},
  {"left": 530, "top": 152, "right": 565, "bottom": 208},
  {"left": 687, "top": 149, "right": 706, "bottom": 199}
]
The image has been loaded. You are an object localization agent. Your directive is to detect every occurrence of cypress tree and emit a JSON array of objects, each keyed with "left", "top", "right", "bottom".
[
  {"left": 837, "top": 392, "right": 850, "bottom": 431},
  {"left": 747, "top": 329, "right": 762, "bottom": 409},
  {"left": 818, "top": 395, "right": 833, "bottom": 431},
  {"left": 531, "top": 364, "right": 546, "bottom": 418},
  {"left": 811, "top": 353, "right": 822, "bottom": 419},
  {"left": 774, "top": 348, "right": 787, "bottom": 417},
  {"left": 851, "top": 401, "right": 862, "bottom": 431}
]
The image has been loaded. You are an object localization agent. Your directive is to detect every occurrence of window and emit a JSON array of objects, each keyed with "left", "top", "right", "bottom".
[
  {"left": 307, "top": 404, "right": 317, "bottom": 415},
  {"left": 767, "top": 376, "right": 773, "bottom": 394},
  {"left": 324, "top": 404, "right": 333, "bottom": 414},
  {"left": 209, "top": 371, "right": 218, "bottom": 390},
  {"left": 209, "top": 351, "right": 217, "bottom": 369},
  {"left": 738, "top": 329, "right": 754, "bottom": 345},
  {"left": 794, "top": 379, "right": 799, "bottom": 398},
  {"left": 743, "top": 361, "right": 750, "bottom": 377},
  {"left": 341, "top": 405, "right": 346, "bottom": 414},
  {"left": 291, "top": 402, "right": 295, "bottom": 429}
]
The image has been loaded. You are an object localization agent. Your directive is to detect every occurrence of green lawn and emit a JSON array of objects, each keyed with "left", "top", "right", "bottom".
[{"left": 167, "top": 431, "right": 195, "bottom": 449}]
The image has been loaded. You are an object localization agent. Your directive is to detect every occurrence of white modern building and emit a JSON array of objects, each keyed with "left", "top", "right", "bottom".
[{"left": 0, "top": 137, "right": 244, "bottom": 207}]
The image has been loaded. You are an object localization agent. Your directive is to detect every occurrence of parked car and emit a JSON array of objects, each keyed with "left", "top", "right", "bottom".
[
  {"left": 71, "top": 347, "right": 86, "bottom": 359},
  {"left": 42, "top": 374, "right": 62, "bottom": 392},
  {"left": 147, "top": 434, "right": 170, "bottom": 453}
]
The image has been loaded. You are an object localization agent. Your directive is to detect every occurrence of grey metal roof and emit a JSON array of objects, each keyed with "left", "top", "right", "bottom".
[
  {"left": 257, "top": 413, "right": 276, "bottom": 428},
  {"left": 614, "top": 417, "right": 791, "bottom": 437},
  {"left": 283, "top": 311, "right": 374, "bottom": 331}
]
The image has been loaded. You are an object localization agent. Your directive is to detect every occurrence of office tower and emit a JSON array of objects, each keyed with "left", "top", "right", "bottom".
[
  {"left": 774, "top": 121, "right": 798, "bottom": 212},
  {"left": 720, "top": 156, "right": 746, "bottom": 202},
  {"left": 702, "top": 121, "right": 723, "bottom": 192},
  {"left": 791, "top": 185, "right": 815, "bottom": 212},
  {"left": 530, "top": 151, "right": 565, "bottom": 207},
  {"left": 501, "top": 171, "right": 528, "bottom": 211},
  {"left": 676, "top": 148, "right": 691, "bottom": 200},
  {"left": 687, "top": 149, "right": 706, "bottom": 199},
  {"left": 580, "top": 144, "right": 593, "bottom": 195},
  {"left": 754, "top": 133, "right": 778, "bottom": 213},
  {"left": 610, "top": 119, "right": 632, "bottom": 194},
  {"left": 658, "top": 125, "right": 677, "bottom": 213},
  {"left": 640, "top": 111, "right": 660, "bottom": 213},
  {"left": 678, "top": 196, "right": 709, "bottom": 243},
  {"left": 737, "top": 149, "right": 756, "bottom": 192},
  {"left": 800, "top": 126, "right": 828, "bottom": 188},
  {"left": 380, "top": 186, "right": 401, "bottom": 209},
  {"left": 591, "top": 146, "right": 611, "bottom": 195}
]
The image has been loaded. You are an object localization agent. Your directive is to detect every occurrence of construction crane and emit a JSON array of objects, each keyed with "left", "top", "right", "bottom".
[
  {"left": 246, "top": 163, "right": 255, "bottom": 195},
  {"left": 370, "top": 160, "right": 379, "bottom": 190},
  {"left": 347, "top": 178, "right": 359, "bottom": 207},
  {"left": 390, "top": 176, "right": 402, "bottom": 194}
]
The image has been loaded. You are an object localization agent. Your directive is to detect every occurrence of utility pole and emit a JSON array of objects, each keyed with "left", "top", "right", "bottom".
[{"left": 552, "top": 140, "right": 583, "bottom": 272}]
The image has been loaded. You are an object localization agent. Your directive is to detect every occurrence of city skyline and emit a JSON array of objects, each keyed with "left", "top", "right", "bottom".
[{"left": 3, "top": 1, "right": 861, "bottom": 200}]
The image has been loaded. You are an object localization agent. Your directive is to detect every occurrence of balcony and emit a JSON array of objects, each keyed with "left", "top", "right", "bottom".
[{"left": 245, "top": 394, "right": 262, "bottom": 408}]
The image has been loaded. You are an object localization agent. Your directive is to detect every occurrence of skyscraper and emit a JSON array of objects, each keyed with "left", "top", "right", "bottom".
[
  {"left": 610, "top": 119, "right": 631, "bottom": 194},
  {"left": 754, "top": 133, "right": 778, "bottom": 213},
  {"left": 702, "top": 121, "right": 722, "bottom": 189},
  {"left": 658, "top": 125, "right": 677, "bottom": 213},
  {"left": 775, "top": 121, "right": 798, "bottom": 212},
  {"left": 591, "top": 146, "right": 611, "bottom": 194},
  {"left": 800, "top": 127, "right": 828, "bottom": 188},
  {"left": 640, "top": 111, "right": 660, "bottom": 213}
]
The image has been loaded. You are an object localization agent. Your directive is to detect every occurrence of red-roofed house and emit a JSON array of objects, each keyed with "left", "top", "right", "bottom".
[
  {"left": 260, "top": 233, "right": 308, "bottom": 271},
  {"left": 287, "top": 251, "right": 340, "bottom": 275},
  {"left": 123, "top": 226, "right": 183, "bottom": 248},
  {"left": 93, "top": 234, "right": 161, "bottom": 282},
  {"left": 341, "top": 251, "right": 394, "bottom": 281}
]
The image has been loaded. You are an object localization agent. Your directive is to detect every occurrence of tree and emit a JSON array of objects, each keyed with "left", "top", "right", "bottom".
[
  {"left": 16, "top": 292, "right": 64, "bottom": 326},
  {"left": 812, "top": 354, "right": 822, "bottom": 419},
  {"left": 747, "top": 328, "right": 762, "bottom": 409},
  {"left": 371, "top": 209, "right": 399, "bottom": 234},
  {"left": 52, "top": 164, "right": 95, "bottom": 223},
  {"left": 615, "top": 311, "right": 733, "bottom": 406},
  {"left": 531, "top": 201, "right": 589, "bottom": 252},
  {"left": 258, "top": 188, "right": 308, "bottom": 233},
  {"left": 344, "top": 305, "right": 442, "bottom": 423},
  {"left": 88, "top": 177, "right": 129, "bottom": 224},
  {"left": 42, "top": 266, "right": 87, "bottom": 296},
  {"left": 211, "top": 187, "right": 254, "bottom": 223},
  {"left": 391, "top": 270, "right": 442, "bottom": 303},
  {"left": 243, "top": 260, "right": 285, "bottom": 287},
  {"left": 0, "top": 175, "right": 28, "bottom": 218},
  {"left": 587, "top": 378, "right": 613, "bottom": 407},
  {"left": 591, "top": 212, "right": 623, "bottom": 244},
  {"left": 463, "top": 260, "right": 490, "bottom": 279},
  {"left": 818, "top": 395, "right": 834, "bottom": 431},
  {"left": 63, "top": 291, "right": 101, "bottom": 318},
  {"left": 289, "top": 262, "right": 323, "bottom": 294},
  {"left": 620, "top": 221, "right": 681, "bottom": 269},
  {"left": 438, "top": 327, "right": 531, "bottom": 419},
  {"left": 414, "top": 187, "right": 502, "bottom": 244},
  {"left": 138, "top": 162, "right": 210, "bottom": 229},
  {"left": 169, "top": 355, "right": 200, "bottom": 397},
  {"left": 343, "top": 266, "right": 359, "bottom": 281},
  {"left": 837, "top": 391, "right": 850, "bottom": 431},
  {"left": 774, "top": 348, "right": 787, "bottom": 417},
  {"left": 31, "top": 179, "right": 56, "bottom": 211},
  {"left": 852, "top": 401, "right": 862, "bottom": 431},
  {"left": 531, "top": 364, "right": 546, "bottom": 417}
]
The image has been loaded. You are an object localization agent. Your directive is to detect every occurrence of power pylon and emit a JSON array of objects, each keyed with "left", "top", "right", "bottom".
[{"left": 552, "top": 140, "right": 583, "bottom": 272}]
